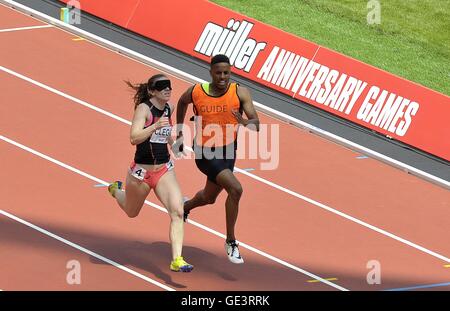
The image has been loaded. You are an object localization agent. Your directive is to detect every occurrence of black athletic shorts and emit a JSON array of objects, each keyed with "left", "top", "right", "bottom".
[{"left": 194, "top": 143, "right": 237, "bottom": 184}]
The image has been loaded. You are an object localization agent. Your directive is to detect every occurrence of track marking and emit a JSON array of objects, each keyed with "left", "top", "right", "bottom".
[
  {"left": 0, "top": 24, "right": 52, "bottom": 32},
  {"left": 1, "top": 65, "right": 449, "bottom": 265},
  {"left": 356, "top": 155, "right": 369, "bottom": 159},
  {"left": 0, "top": 209, "right": 174, "bottom": 291},
  {"left": 0, "top": 134, "right": 348, "bottom": 291},
  {"left": 94, "top": 183, "right": 108, "bottom": 187},
  {"left": 307, "top": 277, "right": 338, "bottom": 283},
  {"left": 384, "top": 282, "right": 450, "bottom": 291},
  {"left": 72, "top": 37, "right": 85, "bottom": 41},
  {"left": 234, "top": 168, "right": 255, "bottom": 173},
  {"left": 444, "top": 264, "right": 450, "bottom": 268},
  {"left": 1, "top": 0, "right": 448, "bottom": 189}
]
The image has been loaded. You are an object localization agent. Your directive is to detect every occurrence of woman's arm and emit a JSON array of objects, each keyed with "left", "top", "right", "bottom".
[{"left": 130, "top": 104, "right": 169, "bottom": 145}]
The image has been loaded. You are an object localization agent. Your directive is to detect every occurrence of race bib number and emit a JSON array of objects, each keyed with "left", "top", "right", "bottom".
[
  {"left": 131, "top": 165, "right": 147, "bottom": 180},
  {"left": 150, "top": 126, "right": 172, "bottom": 144}
]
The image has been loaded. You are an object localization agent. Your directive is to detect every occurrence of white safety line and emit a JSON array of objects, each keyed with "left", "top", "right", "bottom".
[
  {"left": 0, "top": 134, "right": 348, "bottom": 291},
  {"left": 0, "top": 209, "right": 174, "bottom": 291},
  {"left": 1, "top": 64, "right": 449, "bottom": 265},
  {"left": 0, "top": 24, "right": 52, "bottom": 33},
  {"left": 0, "top": 0, "right": 447, "bottom": 189}
]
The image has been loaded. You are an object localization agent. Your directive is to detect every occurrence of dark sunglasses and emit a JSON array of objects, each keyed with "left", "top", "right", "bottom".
[{"left": 151, "top": 80, "right": 172, "bottom": 91}]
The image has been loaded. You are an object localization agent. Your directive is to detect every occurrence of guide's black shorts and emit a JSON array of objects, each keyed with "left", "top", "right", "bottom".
[{"left": 194, "top": 143, "right": 237, "bottom": 184}]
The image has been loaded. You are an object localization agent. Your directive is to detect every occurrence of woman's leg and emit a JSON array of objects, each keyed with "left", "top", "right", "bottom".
[
  {"left": 113, "top": 171, "right": 150, "bottom": 218},
  {"left": 154, "top": 169, "right": 185, "bottom": 260}
]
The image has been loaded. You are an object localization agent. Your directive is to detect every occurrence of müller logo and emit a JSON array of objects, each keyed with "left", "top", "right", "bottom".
[{"left": 194, "top": 19, "right": 267, "bottom": 72}]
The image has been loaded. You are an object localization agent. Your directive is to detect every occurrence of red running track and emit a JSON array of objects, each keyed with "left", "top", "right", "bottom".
[{"left": 0, "top": 4, "right": 449, "bottom": 291}]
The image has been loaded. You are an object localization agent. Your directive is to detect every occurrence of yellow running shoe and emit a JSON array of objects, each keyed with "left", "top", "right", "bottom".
[
  {"left": 170, "top": 256, "right": 193, "bottom": 272},
  {"left": 108, "top": 181, "right": 123, "bottom": 198}
]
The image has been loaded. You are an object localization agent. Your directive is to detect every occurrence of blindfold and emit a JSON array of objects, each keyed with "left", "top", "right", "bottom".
[{"left": 151, "top": 80, "right": 172, "bottom": 91}]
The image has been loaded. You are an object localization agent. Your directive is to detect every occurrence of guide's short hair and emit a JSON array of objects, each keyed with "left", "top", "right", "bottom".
[{"left": 211, "top": 54, "right": 230, "bottom": 66}]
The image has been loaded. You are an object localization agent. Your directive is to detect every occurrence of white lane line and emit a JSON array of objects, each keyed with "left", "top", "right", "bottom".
[
  {"left": 236, "top": 169, "right": 450, "bottom": 264},
  {"left": 1, "top": 0, "right": 447, "bottom": 189},
  {"left": 0, "top": 24, "right": 53, "bottom": 33},
  {"left": 0, "top": 65, "right": 130, "bottom": 125},
  {"left": 0, "top": 65, "right": 449, "bottom": 264},
  {"left": 0, "top": 134, "right": 348, "bottom": 291},
  {"left": 0, "top": 209, "right": 174, "bottom": 291}
]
